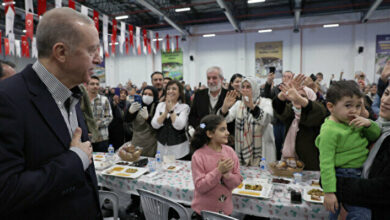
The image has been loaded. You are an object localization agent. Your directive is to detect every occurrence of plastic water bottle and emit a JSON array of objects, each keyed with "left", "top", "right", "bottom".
[
  {"left": 260, "top": 157, "right": 267, "bottom": 174},
  {"left": 107, "top": 144, "right": 115, "bottom": 163},
  {"left": 155, "top": 150, "right": 162, "bottom": 171},
  {"left": 148, "top": 158, "right": 155, "bottom": 172}
]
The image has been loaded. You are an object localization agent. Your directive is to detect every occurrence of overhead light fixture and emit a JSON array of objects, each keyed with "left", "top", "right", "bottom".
[
  {"left": 115, "top": 15, "right": 129, "bottom": 20},
  {"left": 109, "top": 42, "right": 119, "bottom": 46},
  {"left": 175, "top": 7, "right": 191, "bottom": 12},
  {"left": 258, "top": 29, "right": 272, "bottom": 33},
  {"left": 2, "top": 1, "right": 15, "bottom": 6},
  {"left": 323, "top": 24, "right": 339, "bottom": 28},
  {"left": 248, "top": 0, "right": 265, "bottom": 4},
  {"left": 153, "top": 38, "right": 163, "bottom": 41},
  {"left": 22, "top": 30, "right": 27, "bottom": 33},
  {"left": 203, "top": 34, "right": 216, "bottom": 38}
]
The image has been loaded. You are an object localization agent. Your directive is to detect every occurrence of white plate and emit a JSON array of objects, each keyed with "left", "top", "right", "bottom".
[
  {"left": 94, "top": 160, "right": 112, "bottom": 170},
  {"left": 102, "top": 165, "right": 148, "bottom": 179},
  {"left": 303, "top": 186, "right": 324, "bottom": 204},
  {"left": 163, "top": 164, "right": 183, "bottom": 172},
  {"left": 233, "top": 179, "right": 273, "bottom": 199}
]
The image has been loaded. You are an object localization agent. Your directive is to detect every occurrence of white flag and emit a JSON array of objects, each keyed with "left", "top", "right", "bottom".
[
  {"left": 81, "top": 5, "right": 89, "bottom": 16},
  {"left": 15, "top": 40, "right": 21, "bottom": 57},
  {"left": 162, "top": 38, "right": 166, "bottom": 52},
  {"left": 99, "top": 44, "right": 103, "bottom": 59},
  {"left": 5, "top": 8, "right": 15, "bottom": 36},
  {"left": 55, "top": 0, "right": 62, "bottom": 8},
  {"left": 103, "top": 15, "right": 108, "bottom": 55},
  {"left": 9, "top": 33, "right": 15, "bottom": 55},
  {"left": 25, "top": 0, "right": 34, "bottom": 14},
  {"left": 149, "top": 31, "right": 156, "bottom": 54},
  {"left": 32, "top": 37, "right": 38, "bottom": 58},
  {"left": 135, "top": 26, "right": 141, "bottom": 55},
  {"left": 119, "top": 22, "right": 125, "bottom": 54},
  {"left": 171, "top": 41, "right": 175, "bottom": 53}
]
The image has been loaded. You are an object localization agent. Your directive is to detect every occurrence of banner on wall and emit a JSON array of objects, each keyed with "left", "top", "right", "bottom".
[
  {"left": 375, "top": 35, "right": 390, "bottom": 76},
  {"left": 162, "top": 51, "right": 183, "bottom": 80},
  {"left": 255, "top": 41, "right": 283, "bottom": 78},
  {"left": 94, "top": 56, "right": 106, "bottom": 84}
]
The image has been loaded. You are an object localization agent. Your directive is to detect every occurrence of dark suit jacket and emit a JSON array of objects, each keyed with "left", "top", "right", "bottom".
[
  {"left": 188, "top": 88, "right": 227, "bottom": 128},
  {"left": 0, "top": 65, "right": 102, "bottom": 219}
]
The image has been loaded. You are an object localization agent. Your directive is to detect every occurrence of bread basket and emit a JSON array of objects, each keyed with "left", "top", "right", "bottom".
[{"left": 268, "top": 161, "right": 304, "bottom": 178}]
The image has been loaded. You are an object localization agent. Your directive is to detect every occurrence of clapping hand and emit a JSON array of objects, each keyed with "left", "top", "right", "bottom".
[
  {"left": 139, "top": 106, "right": 149, "bottom": 120},
  {"left": 218, "top": 158, "right": 234, "bottom": 174},
  {"left": 129, "top": 102, "right": 142, "bottom": 113},
  {"left": 165, "top": 98, "right": 174, "bottom": 113},
  {"left": 221, "top": 90, "right": 238, "bottom": 114}
]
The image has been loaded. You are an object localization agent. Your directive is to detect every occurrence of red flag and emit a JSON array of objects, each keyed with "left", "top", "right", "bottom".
[
  {"left": 3, "top": 0, "right": 14, "bottom": 13},
  {"left": 111, "top": 35, "right": 116, "bottom": 55},
  {"left": 93, "top": 10, "right": 99, "bottom": 32},
  {"left": 105, "top": 51, "right": 109, "bottom": 58},
  {"left": 38, "top": 0, "right": 46, "bottom": 16},
  {"left": 68, "top": 0, "right": 75, "bottom": 9},
  {"left": 21, "top": 35, "right": 27, "bottom": 56},
  {"left": 112, "top": 19, "right": 117, "bottom": 40},
  {"left": 25, "top": 13, "right": 34, "bottom": 40},
  {"left": 0, "top": 31, "right": 2, "bottom": 54},
  {"left": 175, "top": 36, "right": 179, "bottom": 52},
  {"left": 125, "top": 37, "right": 129, "bottom": 54},
  {"left": 147, "top": 38, "right": 151, "bottom": 54},
  {"left": 4, "top": 38, "right": 10, "bottom": 56},
  {"left": 128, "top": 25, "right": 134, "bottom": 47},
  {"left": 155, "top": 33, "right": 159, "bottom": 51},
  {"left": 142, "top": 29, "right": 147, "bottom": 47},
  {"left": 166, "top": 34, "right": 170, "bottom": 52}
]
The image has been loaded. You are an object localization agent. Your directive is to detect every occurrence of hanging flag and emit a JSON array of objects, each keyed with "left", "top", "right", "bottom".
[
  {"left": 128, "top": 25, "right": 134, "bottom": 48},
  {"left": 136, "top": 26, "right": 141, "bottom": 55},
  {"left": 112, "top": 19, "right": 117, "bottom": 41},
  {"left": 21, "top": 35, "right": 27, "bottom": 57},
  {"left": 68, "top": 0, "right": 75, "bottom": 10},
  {"left": 55, "top": 0, "right": 62, "bottom": 8},
  {"left": 142, "top": 29, "right": 147, "bottom": 48},
  {"left": 15, "top": 40, "right": 21, "bottom": 57},
  {"left": 119, "top": 22, "right": 125, "bottom": 54},
  {"left": 25, "top": 0, "right": 34, "bottom": 14},
  {"left": 103, "top": 15, "right": 108, "bottom": 56},
  {"left": 81, "top": 5, "right": 88, "bottom": 16},
  {"left": 125, "top": 37, "right": 129, "bottom": 54},
  {"left": 93, "top": 10, "right": 99, "bottom": 32},
  {"left": 25, "top": 13, "right": 34, "bottom": 40},
  {"left": 175, "top": 36, "right": 180, "bottom": 52},
  {"left": 142, "top": 39, "right": 147, "bottom": 55},
  {"left": 3, "top": 0, "right": 15, "bottom": 13},
  {"left": 38, "top": 0, "right": 47, "bottom": 16},
  {"left": 147, "top": 38, "right": 151, "bottom": 54},
  {"left": 171, "top": 39, "right": 175, "bottom": 53},
  {"left": 4, "top": 38, "right": 10, "bottom": 56},
  {"left": 111, "top": 35, "right": 116, "bottom": 55},
  {"left": 0, "top": 31, "right": 2, "bottom": 54},
  {"left": 162, "top": 36, "right": 166, "bottom": 52},
  {"left": 155, "top": 32, "right": 160, "bottom": 51},
  {"left": 32, "top": 37, "right": 37, "bottom": 58},
  {"left": 149, "top": 31, "right": 156, "bottom": 54},
  {"left": 8, "top": 33, "right": 15, "bottom": 55},
  {"left": 5, "top": 5, "right": 15, "bottom": 36},
  {"left": 166, "top": 34, "right": 170, "bottom": 52}
]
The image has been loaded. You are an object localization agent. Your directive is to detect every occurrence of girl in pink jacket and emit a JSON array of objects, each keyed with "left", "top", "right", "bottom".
[{"left": 191, "top": 115, "right": 243, "bottom": 218}]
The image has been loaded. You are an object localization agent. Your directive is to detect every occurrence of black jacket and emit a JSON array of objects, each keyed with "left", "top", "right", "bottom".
[{"left": 336, "top": 135, "right": 390, "bottom": 220}]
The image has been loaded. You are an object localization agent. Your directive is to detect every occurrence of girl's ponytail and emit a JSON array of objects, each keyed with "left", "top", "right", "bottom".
[{"left": 190, "top": 114, "right": 225, "bottom": 151}]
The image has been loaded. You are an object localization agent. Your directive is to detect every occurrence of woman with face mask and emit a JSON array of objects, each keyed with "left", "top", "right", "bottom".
[
  {"left": 124, "top": 86, "right": 159, "bottom": 157},
  {"left": 219, "top": 76, "right": 275, "bottom": 166}
]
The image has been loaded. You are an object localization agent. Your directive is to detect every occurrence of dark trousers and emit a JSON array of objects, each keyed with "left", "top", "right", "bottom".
[
  {"left": 92, "top": 140, "right": 109, "bottom": 152},
  {"left": 273, "top": 121, "right": 285, "bottom": 160}
]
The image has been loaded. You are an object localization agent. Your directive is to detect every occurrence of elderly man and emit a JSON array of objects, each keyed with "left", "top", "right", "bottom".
[
  {"left": 189, "top": 66, "right": 228, "bottom": 129},
  {"left": 0, "top": 60, "right": 16, "bottom": 81},
  {"left": 0, "top": 8, "right": 102, "bottom": 219}
]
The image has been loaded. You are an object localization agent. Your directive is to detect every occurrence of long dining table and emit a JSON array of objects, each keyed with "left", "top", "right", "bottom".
[{"left": 96, "top": 157, "right": 329, "bottom": 220}]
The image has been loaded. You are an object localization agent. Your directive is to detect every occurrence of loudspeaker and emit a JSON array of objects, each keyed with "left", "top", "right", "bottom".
[
  {"left": 358, "top": 46, "right": 364, "bottom": 54},
  {"left": 190, "top": 55, "right": 194, "bottom": 61}
]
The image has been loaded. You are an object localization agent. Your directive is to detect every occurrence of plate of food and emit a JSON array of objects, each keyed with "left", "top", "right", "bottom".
[
  {"left": 303, "top": 186, "right": 324, "bottom": 203},
  {"left": 163, "top": 164, "right": 183, "bottom": 172},
  {"left": 93, "top": 153, "right": 112, "bottom": 170},
  {"left": 271, "top": 177, "right": 292, "bottom": 185},
  {"left": 102, "top": 165, "right": 148, "bottom": 179},
  {"left": 233, "top": 179, "right": 273, "bottom": 199}
]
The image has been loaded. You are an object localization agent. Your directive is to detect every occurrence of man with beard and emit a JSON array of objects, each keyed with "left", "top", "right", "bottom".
[
  {"left": 151, "top": 71, "right": 164, "bottom": 100},
  {"left": 188, "top": 66, "right": 228, "bottom": 136}
]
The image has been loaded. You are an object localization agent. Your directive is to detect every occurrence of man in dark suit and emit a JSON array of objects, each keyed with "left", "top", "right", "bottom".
[
  {"left": 0, "top": 8, "right": 102, "bottom": 219},
  {"left": 188, "top": 66, "right": 228, "bottom": 131}
]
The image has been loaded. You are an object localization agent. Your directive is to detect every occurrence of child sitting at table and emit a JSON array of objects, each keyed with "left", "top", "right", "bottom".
[
  {"left": 315, "top": 80, "right": 380, "bottom": 220},
  {"left": 191, "top": 115, "right": 243, "bottom": 219}
]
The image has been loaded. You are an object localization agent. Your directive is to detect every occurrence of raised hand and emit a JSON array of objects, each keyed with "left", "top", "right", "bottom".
[
  {"left": 221, "top": 90, "right": 238, "bottom": 114},
  {"left": 381, "top": 60, "right": 390, "bottom": 81},
  {"left": 129, "top": 102, "right": 141, "bottom": 113},
  {"left": 279, "top": 82, "right": 301, "bottom": 103},
  {"left": 243, "top": 93, "right": 255, "bottom": 110},
  {"left": 291, "top": 74, "right": 305, "bottom": 91}
]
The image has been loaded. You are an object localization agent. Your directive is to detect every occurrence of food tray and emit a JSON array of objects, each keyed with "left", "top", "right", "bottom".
[
  {"left": 102, "top": 165, "right": 148, "bottom": 179},
  {"left": 302, "top": 186, "right": 324, "bottom": 204},
  {"left": 163, "top": 164, "right": 183, "bottom": 172},
  {"left": 268, "top": 161, "right": 304, "bottom": 178},
  {"left": 233, "top": 178, "right": 273, "bottom": 199}
]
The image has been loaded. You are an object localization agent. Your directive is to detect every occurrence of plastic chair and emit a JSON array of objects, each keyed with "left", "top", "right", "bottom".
[
  {"left": 201, "top": 210, "right": 239, "bottom": 220},
  {"left": 137, "top": 189, "right": 190, "bottom": 220},
  {"left": 99, "top": 190, "right": 119, "bottom": 220}
]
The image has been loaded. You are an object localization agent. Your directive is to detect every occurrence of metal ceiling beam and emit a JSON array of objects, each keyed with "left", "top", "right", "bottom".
[
  {"left": 135, "top": 0, "right": 189, "bottom": 36},
  {"left": 361, "top": 0, "right": 383, "bottom": 23},
  {"left": 293, "top": 0, "right": 302, "bottom": 33},
  {"left": 216, "top": 0, "right": 241, "bottom": 32}
]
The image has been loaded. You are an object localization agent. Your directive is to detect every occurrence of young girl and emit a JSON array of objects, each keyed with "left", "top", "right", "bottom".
[{"left": 191, "top": 115, "right": 243, "bottom": 218}]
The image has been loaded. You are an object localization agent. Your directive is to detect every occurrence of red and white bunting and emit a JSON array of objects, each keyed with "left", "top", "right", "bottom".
[
  {"left": 25, "top": 0, "right": 34, "bottom": 14},
  {"left": 135, "top": 26, "right": 141, "bottom": 55},
  {"left": 55, "top": 0, "right": 62, "bottom": 8},
  {"left": 112, "top": 19, "right": 117, "bottom": 41},
  {"left": 68, "top": 0, "right": 75, "bottom": 10},
  {"left": 149, "top": 30, "right": 156, "bottom": 54},
  {"left": 4, "top": 38, "right": 10, "bottom": 56},
  {"left": 155, "top": 32, "right": 160, "bottom": 51},
  {"left": 175, "top": 36, "right": 179, "bottom": 52},
  {"left": 128, "top": 25, "right": 134, "bottom": 48},
  {"left": 4, "top": 0, "right": 15, "bottom": 13},
  {"left": 93, "top": 10, "right": 99, "bottom": 32},
  {"left": 25, "top": 13, "right": 34, "bottom": 40},
  {"left": 102, "top": 15, "right": 108, "bottom": 56},
  {"left": 0, "top": 31, "right": 2, "bottom": 54},
  {"left": 80, "top": 5, "right": 89, "bottom": 16},
  {"left": 119, "top": 22, "right": 125, "bottom": 54},
  {"left": 15, "top": 39, "right": 21, "bottom": 57},
  {"left": 125, "top": 37, "right": 129, "bottom": 54},
  {"left": 5, "top": 5, "right": 15, "bottom": 36},
  {"left": 166, "top": 34, "right": 170, "bottom": 52},
  {"left": 38, "top": 0, "right": 46, "bottom": 16},
  {"left": 21, "top": 35, "right": 30, "bottom": 57},
  {"left": 32, "top": 37, "right": 37, "bottom": 58},
  {"left": 111, "top": 35, "right": 116, "bottom": 55},
  {"left": 8, "top": 33, "right": 15, "bottom": 55}
]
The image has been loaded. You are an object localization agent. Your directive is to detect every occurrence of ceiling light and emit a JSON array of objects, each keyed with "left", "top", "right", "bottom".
[
  {"left": 203, "top": 34, "right": 216, "bottom": 38},
  {"left": 153, "top": 38, "right": 163, "bottom": 41},
  {"left": 323, "top": 24, "right": 339, "bottom": 28},
  {"left": 109, "top": 42, "right": 119, "bottom": 46},
  {"left": 115, "top": 15, "right": 129, "bottom": 20},
  {"left": 258, "top": 29, "right": 272, "bottom": 33},
  {"left": 22, "top": 30, "right": 27, "bottom": 33},
  {"left": 248, "top": 0, "right": 265, "bottom": 4},
  {"left": 2, "top": 1, "right": 15, "bottom": 6},
  {"left": 175, "top": 7, "right": 191, "bottom": 12}
]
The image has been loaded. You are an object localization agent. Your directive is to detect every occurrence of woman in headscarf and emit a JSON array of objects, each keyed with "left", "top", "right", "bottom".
[
  {"left": 124, "top": 86, "right": 159, "bottom": 157},
  {"left": 219, "top": 76, "right": 274, "bottom": 166},
  {"left": 272, "top": 74, "right": 328, "bottom": 170}
]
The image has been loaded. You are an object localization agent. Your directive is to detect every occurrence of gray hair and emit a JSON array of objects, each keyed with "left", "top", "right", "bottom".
[
  {"left": 36, "top": 8, "right": 94, "bottom": 58},
  {"left": 206, "top": 66, "right": 224, "bottom": 80}
]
